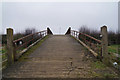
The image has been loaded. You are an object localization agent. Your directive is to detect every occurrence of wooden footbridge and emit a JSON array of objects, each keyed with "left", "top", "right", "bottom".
[{"left": 1, "top": 26, "right": 119, "bottom": 79}]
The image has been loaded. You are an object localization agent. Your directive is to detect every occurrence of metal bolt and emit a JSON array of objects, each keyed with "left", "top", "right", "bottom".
[{"left": 100, "top": 34, "right": 102, "bottom": 37}]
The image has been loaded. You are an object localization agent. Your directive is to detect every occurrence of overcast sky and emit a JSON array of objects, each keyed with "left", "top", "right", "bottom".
[{"left": 1, "top": 2, "right": 118, "bottom": 34}]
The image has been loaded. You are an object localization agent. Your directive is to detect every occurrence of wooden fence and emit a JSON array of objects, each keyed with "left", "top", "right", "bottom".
[
  {"left": 2, "top": 27, "right": 52, "bottom": 69},
  {"left": 66, "top": 26, "right": 109, "bottom": 62},
  {"left": 71, "top": 30, "right": 101, "bottom": 57}
]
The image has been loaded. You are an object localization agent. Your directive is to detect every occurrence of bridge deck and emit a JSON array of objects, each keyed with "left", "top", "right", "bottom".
[{"left": 2, "top": 35, "right": 118, "bottom": 78}]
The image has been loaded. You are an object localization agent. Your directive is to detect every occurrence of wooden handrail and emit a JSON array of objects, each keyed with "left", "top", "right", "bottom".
[
  {"left": 71, "top": 29, "right": 102, "bottom": 58},
  {"left": 13, "top": 30, "right": 47, "bottom": 43},
  {"left": 71, "top": 30, "right": 101, "bottom": 43}
]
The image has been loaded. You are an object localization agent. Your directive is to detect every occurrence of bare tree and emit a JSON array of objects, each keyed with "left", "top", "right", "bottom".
[
  {"left": 24, "top": 28, "right": 37, "bottom": 36},
  {"left": 79, "top": 25, "right": 90, "bottom": 35}
]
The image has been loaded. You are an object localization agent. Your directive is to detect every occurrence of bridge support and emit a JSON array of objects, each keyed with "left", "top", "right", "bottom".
[
  {"left": 65, "top": 27, "right": 71, "bottom": 35},
  {"left": 101, "top": 26, "right": 109, "bottom": 65},
  {"left": 47, "top": 28, "right": 53, "bottom": 35},
  {"left": 7, "top": 28, "right": 14, "bottom": 65}
]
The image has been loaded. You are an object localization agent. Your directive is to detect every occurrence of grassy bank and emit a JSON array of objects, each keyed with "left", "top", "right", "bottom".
[{"left": 108, "top": 45, "right": 120, "bottom": 55}]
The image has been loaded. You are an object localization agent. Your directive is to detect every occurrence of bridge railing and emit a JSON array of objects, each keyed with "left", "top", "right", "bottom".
[
  {"left": 69, "top": 27, "right": 120, "bottom": 71},
  {"left": 66, "top": 26, "right": 108, "bottom": 61},
  {"left": 71, "top": 30, "right": 101, "bottom": 57},
  {"left": 2, "top": 27, "right": 52, "bottom": 69},
  {"left": 13, "top": 30, "right": 47, "bottom": 60},
  {"left": 2, "top": 31, "right": 47, "bottom": 69}
]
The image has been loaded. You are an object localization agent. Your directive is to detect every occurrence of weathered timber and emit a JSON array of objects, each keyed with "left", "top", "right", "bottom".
[{"left": 7, "top": 28, "right": 14, "bottom": 65}]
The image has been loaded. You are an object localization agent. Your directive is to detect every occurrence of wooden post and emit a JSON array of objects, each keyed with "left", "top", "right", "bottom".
[
  {"left": 101, "top": 26, "right": 109, "bottom": 64},
  {"left": 13, "top": 43, "right": 17, "bottom": 61},
  {"left": 75, "top": 32, "right": 76, "bottom": 38},
  {"left": 7, "top": 28, "right": 14, "bottom": 65},
  {"left": 76, "top": 32, "right": 77, "bottom": 38},
  {"left": 78, "top": 33, "right": 80, "bottom": 39},
  {"left": 74, "top": 31, "right": 75, "bottom": 37},
  {"left": 76, "top": 32, "right": 78, "bottom": 39}
]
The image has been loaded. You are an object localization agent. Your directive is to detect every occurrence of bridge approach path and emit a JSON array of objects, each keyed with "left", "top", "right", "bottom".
[{"left": 2, "top": 35, "right": 118, "bottom": 78}]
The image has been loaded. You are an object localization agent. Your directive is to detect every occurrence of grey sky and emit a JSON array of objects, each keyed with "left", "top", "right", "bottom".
[{"left": 2, "top": 2, "right": 118, "bottom": 34}]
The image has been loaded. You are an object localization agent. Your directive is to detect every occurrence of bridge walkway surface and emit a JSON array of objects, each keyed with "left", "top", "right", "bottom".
[{"left": 2, "top": 35, "right": 118, "bottom": 78}]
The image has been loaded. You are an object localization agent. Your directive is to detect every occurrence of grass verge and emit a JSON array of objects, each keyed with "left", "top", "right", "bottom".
[
  {"left": 108, "top": 45, "right": 120, "bottom": 54},
  {"left": 90, "top": 61, "right": 118, "bottom": 78},
  {"left": 91, "top": 61, "right": 107, "bottom": 69}
]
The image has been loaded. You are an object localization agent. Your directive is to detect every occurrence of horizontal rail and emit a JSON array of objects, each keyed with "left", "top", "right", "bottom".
[
  {"left": 71, "top": 30, "right": 101, "bottom": 43},
  {"left": 71, "top": 30, "right": 102, "bottom": 57},
  {"left": 12, "top": 30, "right": 48, "bottom": 60},
  {"left": 13, "top": 30, "right": 47, "bottom": 43},
  {"left": 16, "top": 37, "right": 35, "bottom": 50},
  {"left": 2, "top": 59, "right": 8, "bottom": 63},
  {"left": 75, "top": 37, "right": 98, "bottom": 57},
  {"left": 15, "top": 35, "right": 47, "bottom": 59},
  {"left": 13, "top": 30, "right": 47, "bottom": 50}
]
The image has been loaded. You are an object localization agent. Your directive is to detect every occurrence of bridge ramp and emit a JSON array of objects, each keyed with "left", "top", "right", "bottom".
[{"left": 2, "top": 35, "right": 118, "bottom": 78}]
